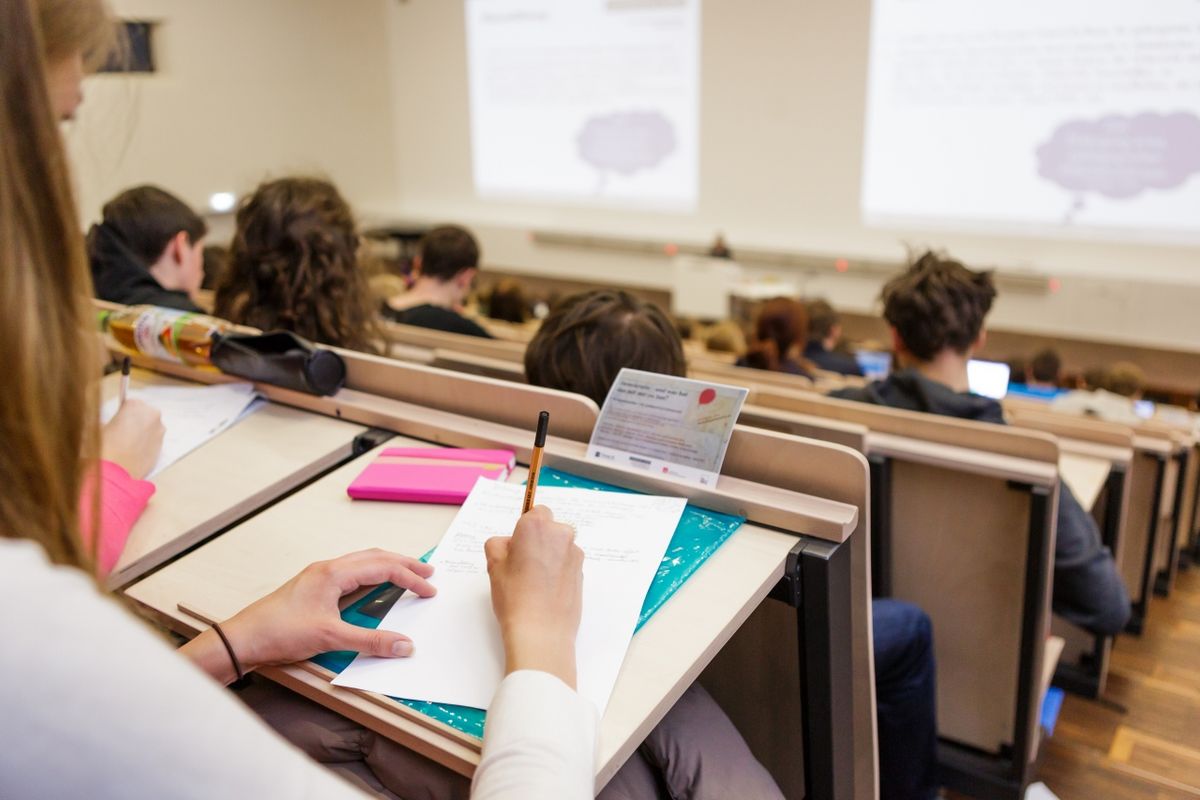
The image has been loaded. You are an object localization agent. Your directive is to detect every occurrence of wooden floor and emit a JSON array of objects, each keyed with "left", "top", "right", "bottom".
[{"left": 1033, "top": 565, "right": 1200, "bottom": 799}]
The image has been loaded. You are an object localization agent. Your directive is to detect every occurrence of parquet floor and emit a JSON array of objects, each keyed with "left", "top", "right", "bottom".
[{"left": 1034, "top": 566, "right": 1200, "bottom": 799}]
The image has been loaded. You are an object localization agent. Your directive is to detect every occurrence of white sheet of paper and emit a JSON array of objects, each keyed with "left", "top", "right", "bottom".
[
  {"left": 101, "top": 382, "right": 262, "bottom": 479},
  {"left": 333, "top": 479, "right": 686, "bottom": 715}
]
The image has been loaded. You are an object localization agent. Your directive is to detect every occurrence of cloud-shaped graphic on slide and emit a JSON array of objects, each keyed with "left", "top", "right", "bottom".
[
  {"left": 577, "top": 110, "right": 677, "bottom": 180},
  {"left": 1036, "top": 111, "right": 1200, "bottom": 201}
]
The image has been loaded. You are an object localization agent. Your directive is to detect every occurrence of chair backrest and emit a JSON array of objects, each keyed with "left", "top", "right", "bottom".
[
  {"left": 430, "top": 349, "right": 529, "bottom": 384},
  {"left": 739, "top": 388, "right": 1059, "bottom": 763},
  {"left": 338, "top": 348, "right": 600, "bottom": 443},
  {"left": 382, "top": 320, "right": 529, "bottom": 362}
]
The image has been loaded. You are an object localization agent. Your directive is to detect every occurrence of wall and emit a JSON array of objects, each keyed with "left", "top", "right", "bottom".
[
  {"left": 384, "top": 0, "right": 1200, "bottom": 352},
  {"left": 66, "top": 0, "right": 399, "bottom": 226}
]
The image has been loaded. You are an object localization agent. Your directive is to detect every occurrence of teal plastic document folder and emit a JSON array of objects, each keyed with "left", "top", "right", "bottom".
[{"left": 312, "top": 467, "right": 745, "bottom": 739}]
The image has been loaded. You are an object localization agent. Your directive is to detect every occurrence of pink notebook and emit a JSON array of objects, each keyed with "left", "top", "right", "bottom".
[{"left": 346, "top": 447, "right": 516, "bottom": 504}]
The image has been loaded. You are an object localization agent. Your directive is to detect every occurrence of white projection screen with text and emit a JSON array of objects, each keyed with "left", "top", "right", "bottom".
[
  {"left": 862, "top": 1, "right": 1200, "bottom": 244},
  {"left": 465, "top": 0, "right": 700, "bottom": 210}
]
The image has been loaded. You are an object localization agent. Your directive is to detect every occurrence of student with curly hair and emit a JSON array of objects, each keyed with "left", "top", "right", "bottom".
[{"left": 214, "top": 177, "right": 378, "bottom": 352}]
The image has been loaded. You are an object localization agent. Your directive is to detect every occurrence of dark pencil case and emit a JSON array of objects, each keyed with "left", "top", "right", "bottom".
[{"left": 210, "top": 330, "right": 347, "bottom": 396}]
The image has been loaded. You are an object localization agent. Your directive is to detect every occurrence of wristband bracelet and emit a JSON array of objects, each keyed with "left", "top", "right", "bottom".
[{"left": 210, "top": 621, "right": 246, "bottom": 682}]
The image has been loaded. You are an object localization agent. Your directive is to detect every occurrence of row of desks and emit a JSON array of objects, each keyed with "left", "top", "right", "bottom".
[{"left": 111, "top": 368, "right": 866, "bottom": 797}]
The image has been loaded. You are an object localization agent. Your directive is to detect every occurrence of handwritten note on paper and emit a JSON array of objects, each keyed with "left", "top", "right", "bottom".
[
  {"left": 100, "top": 382, "right": 262, "bottom": 479},
  {"left": 332, "top": 479, "right": 686, "bottom": 714}
]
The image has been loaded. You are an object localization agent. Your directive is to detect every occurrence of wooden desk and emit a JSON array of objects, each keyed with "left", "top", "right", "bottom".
[
  {"left": 126, "top": 438, "right": 847, "bottom": 793},
  {"left": 103, "top": 369, "right": 369, "bottom": 589},
  {"left": 109, "top": 328, "right": 875, "bottom": 799},
  {"left": 1059, "top": 452, "right": 1112, "bottom": 512}
]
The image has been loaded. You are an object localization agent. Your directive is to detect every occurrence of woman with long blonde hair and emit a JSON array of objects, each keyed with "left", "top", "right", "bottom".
[{"left": 1, "top": 2, "right": 592, "bottom": 797}]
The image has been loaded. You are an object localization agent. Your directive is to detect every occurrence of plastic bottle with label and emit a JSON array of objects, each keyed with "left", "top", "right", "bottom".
[{"left": 98, "top": 305, "right": 231, "bottom": 368}]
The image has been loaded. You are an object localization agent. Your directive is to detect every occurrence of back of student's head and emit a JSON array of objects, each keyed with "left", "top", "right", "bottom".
[
  {"left": 1107, "top": 361, "right": 1146, "bottom": 398},
  {"left": 98, "top": 185, "right": 206, "bottom": 265},
  {"left": 882, "top": 250, "right": 996, "bottom": 362},
  {"left": 486, "top": 279, "right": 529, "bottom": 323},
  {"left": 215, "top": 177, "right": 374, "bottom": 351},
  {"left": 1030, "top": 348, "right": 1062, "bottom": 384},
  {"left": 743, "top": 297, "right": 811, "bottom": 372},
  {"left": 417, "top": 225, "right": 480, "bottom": 282},
  {"left": 703, "top": 320, "right": 746, "bottom": 354},
  {"left": 525, "top": 289, "right": 685, "bottom": 406},
  {"left": 806, "top": 298, "right": 840, "bottom": 342},
  {"left": 1082, "top": 366, "right": 1109, "bottom": 391},
  {"left": 1006, "top": 357, "right": 1029, "bottom": 384},
  {"left": 2, "top": 0, "right": 110, "bottom": 568}
]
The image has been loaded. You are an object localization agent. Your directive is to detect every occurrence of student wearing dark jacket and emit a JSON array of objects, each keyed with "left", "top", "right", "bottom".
[
  {"left": 804, "top": 299, "right": 865, "bottom": 377},
  {"left": 832, "top": 251, "right": 1131, "bottom": 637},
  {"left": 88, "top": 186, "right": 207, "bottom": 312},
  {"left": 381, "top": 225, "right": 493, "bottom": 338}
]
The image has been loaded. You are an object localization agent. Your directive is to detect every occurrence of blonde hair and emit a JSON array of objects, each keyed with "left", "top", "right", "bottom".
[
  {"left": 0, "top": 0, "right": 102, "bottom": 567},
  {"left": 1107, "top": 362, "right": 1146, "bottom": 398},
  {"left": 35, "top": 0, "right": 118, "bottom": 71}
]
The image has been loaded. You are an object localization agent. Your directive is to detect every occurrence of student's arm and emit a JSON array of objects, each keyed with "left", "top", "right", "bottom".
[
  {"left": 181, "top": 550, "right": 438, "bottom": 685},
  {"left": 1051, "top": 485, "right": 1132, "bottom": 636},
  {"left": 473, "top": 507, "right": 595, "bottom": 800},
  {"left": 79, "top": 460, "right": 155, "bottom": 576},
  {"left": 0, "top": 539, "right": 367, "bottom": 799}
]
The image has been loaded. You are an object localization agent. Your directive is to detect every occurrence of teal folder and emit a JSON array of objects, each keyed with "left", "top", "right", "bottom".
[{"left": 312, "top": 467, "right": 744, "bottom": 739}]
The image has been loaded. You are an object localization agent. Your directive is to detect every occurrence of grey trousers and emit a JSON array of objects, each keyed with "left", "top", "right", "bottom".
[{"left": 237, "top": 678, "right": 783, "bottom": 800}]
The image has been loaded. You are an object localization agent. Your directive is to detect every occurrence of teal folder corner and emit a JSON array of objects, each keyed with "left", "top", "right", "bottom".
[{"left": 312, "top": 467, "right": 744, "bottom": 740}]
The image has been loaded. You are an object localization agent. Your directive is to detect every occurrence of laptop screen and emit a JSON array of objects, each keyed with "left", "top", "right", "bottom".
[
  {"left": 855, "top": 350, "right": 892, "bottom": 380},
  {"left": 967, "top": 359, "right": 1012, "bottom": 399}
]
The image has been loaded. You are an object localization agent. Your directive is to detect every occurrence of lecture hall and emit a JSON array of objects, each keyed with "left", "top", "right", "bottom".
[{"left": 3, "top": 1, "right": 1199, "bottom": 799}]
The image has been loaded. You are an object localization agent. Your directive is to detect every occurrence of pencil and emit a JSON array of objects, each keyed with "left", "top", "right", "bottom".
[
  {"left": 521, "top": 410, "right": 550, "bottom": 514},
  {"left": 119, "top": 357, "right": 131, "bottom": 408}
]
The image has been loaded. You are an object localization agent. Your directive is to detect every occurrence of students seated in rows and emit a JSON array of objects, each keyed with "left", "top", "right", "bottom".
[
  {"left": 7, "top": 4, "right": 598, "bottom": 795},
  {"left": 736, "top": 297, "right": 817, "bottom": 379},
  {"left": 213, "top": 177, "right": 379, "bottom": 352},
  {"left": 527, "top": 289, "right": 940, "bottom": 800},
  {"left": 831, "top": 251, "right": 1131, "bottom": 635},
  {"left": 805, "top": 298, "right": 865, "bottom": 376},
  {"left": 382, "top": 225, "right": 494, "bottom": 338},
  {"left": 88, "top": 185, "right": 207, "bottom": 312},
  {"left": 1029, "top": 348, "right": 1062, "bottom": 389},
  {"left": 1052, "top": 361, "right": 1148, "bottom": 425}
]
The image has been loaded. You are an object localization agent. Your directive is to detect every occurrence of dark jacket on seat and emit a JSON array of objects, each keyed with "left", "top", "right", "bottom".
[
  {"left": 804, "top": 340, "right": 864, "bottom": 377},
  {"left": 832, "top": 368, "right": 1132, "bottom": 636},
  {"left": 88, "top": 222, "right": 201, "bottom": 313}
]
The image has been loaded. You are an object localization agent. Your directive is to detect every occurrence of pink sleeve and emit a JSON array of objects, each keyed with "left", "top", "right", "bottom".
[{"left": 79, "top": 461, "right": 156, "bottom": 577}]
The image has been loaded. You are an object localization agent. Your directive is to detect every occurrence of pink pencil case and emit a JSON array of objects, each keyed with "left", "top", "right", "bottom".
[{"left": 346, "top": 447, "right": 516, "bottom": 504}]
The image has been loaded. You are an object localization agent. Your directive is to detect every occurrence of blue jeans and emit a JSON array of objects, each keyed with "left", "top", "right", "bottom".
[{"left": 873, "top": 599, "right": 938, "bottom": 800}]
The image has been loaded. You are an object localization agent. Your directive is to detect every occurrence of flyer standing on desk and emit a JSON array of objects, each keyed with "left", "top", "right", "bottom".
[{"left": 587, "top": 368, "right": 748, "bottom": 487}]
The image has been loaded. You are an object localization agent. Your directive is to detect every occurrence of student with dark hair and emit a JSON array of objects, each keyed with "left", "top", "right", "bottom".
[
  {"left": 486, "top": 279, "right": 530, "bottom": 324},
  {"left": 804, "top": 298, "right": 865, "bottom": 376},
  {"left": 525, "top": 290, "right": 685, "bottom": 406},
  {"left": 87, "top": 185, "right": 207, "bottom": 312},
  {"left": 1029, "top": 348, "right": 1062, "bottom": 388},
  {"left": 382, "top": 224, "right": 493, "bottom": 338},
  {"left": 736, "top": 297, "right": 818, "bottom": 379},
  {"left": 1006, "top": 357, "right": 1029, "bottom": 385},
  {"left": 214, "top": 177, "right": 378, "bottom": 352},
  {"left": 528, "top": 289, "right": 940, "bottom": 800},
  {"left": 832, "top": 251, "right": 1131, "bottom": 636}
]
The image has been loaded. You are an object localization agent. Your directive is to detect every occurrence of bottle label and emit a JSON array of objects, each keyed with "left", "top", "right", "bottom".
[{"left": 132, "top": 307, "right": 188, "bottom": 363}]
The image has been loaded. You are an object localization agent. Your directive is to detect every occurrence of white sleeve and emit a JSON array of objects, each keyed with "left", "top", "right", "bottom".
[
  {"left": 471, "top": 670, "right": 598, "bottom": 800},
  {"left": 0, "top": 540, "right": 365, "bottom": 800}
]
